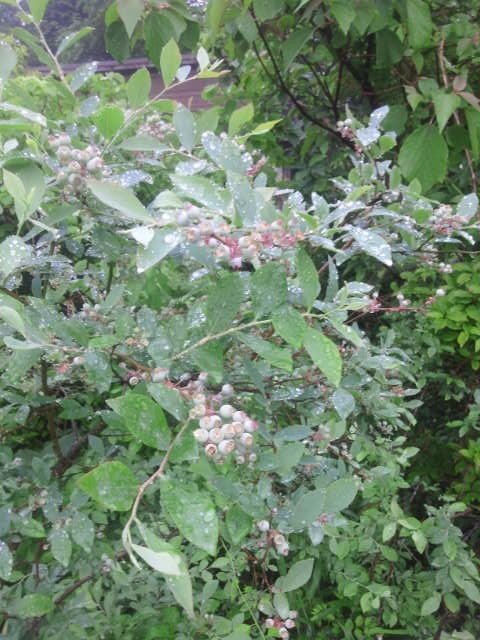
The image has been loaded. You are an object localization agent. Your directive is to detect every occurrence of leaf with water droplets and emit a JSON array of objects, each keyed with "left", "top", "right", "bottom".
[
  {"left": 71, "top": 512, "right": 94, "bottom": 552},
  {"left": 296, "top": 248, "right": 320, "bottom": 308},
  {"left": 0, "top": 540, "right": 13, "bottom": 580},
  {"left": 137, "top": 228, "right": 181, "bottom": 273},
  {"left": 79, "top": 95, "right": 100, "bottom": 117},
  {"left": 15, "top": 594, "right": 54, "bottom": 619},
  {"left": 49, "top": 529, "right": 72, "bottom": 567},
  {"left": 356, "top": 125, "right": 380, "bottom": 147},
  {"left": 206, "top": 272, "right": 243, "bottom": 333},
  {"left": 107, "top": 391, "right": 170, "bottom": 449},
  {"left": 171, "top": 174, "right": 230, "bottom": 212},
  {"left": 251, "top": 262, "right": 288, "bottom": 318},
  {"left": 349, "top": 226, "right": 392, "bottom": 266},
  {"left": 332, "top": 388, "right": 355, "bottom": 419},
  {"left": 88, "top": 178, "right": 154, "bottom": 224},
  {"left": 77, "top": 461, "right": 137, "bottom": 511},
  {"left": 289, "top": 489, "right": 326, "bottom": 530},
  {"left": 119, "top": 134, "right": 167, "bottom": 152},
  {"left": 272, "top": 306, "right": 307, "bottom": 349},
  {"left": 202, "top": 131, "right": 250, "bottom": 174},
  {"left": 161, "top": 480, "right": 218, "bottom": 555},
  {"left": 0, "top": 102, "right": 46, "bottom": 127},
  {"left": 69, "top": 62, "right": 98, "bottom": 92},
  {"left": 457, "top": 193, "right": 478, "bottom": 220},
  {"left": 56, "top": 27, "right": 93, "bottom": 57},
  {"left": 0, "top": 235, "right": 32, "bottom": 280},
  {"left": 239, "top": 334, "right": 293, "bottom": 372}
]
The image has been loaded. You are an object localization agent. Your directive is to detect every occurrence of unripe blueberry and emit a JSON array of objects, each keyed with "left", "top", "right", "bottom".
[
  {"left": 193, "top": 428, "right": 209, "bottom": 443},
  {"left": 177, "top": 210, "right": 189, "bottom": 226},
  {"left": 248, "top": 452, "right": 257, "bottom": 463},
  {"left": 221, "top": 383, "right": 234, "bottom": 396},
  {"left": 72, "top": 356, "right": 84, "bottom": 366},
  {"left": 235, "top": 454, "right": 245, "bottom": 464},
  {"left": 285, "top": 619, "right": 295, "bottom": 629},
  {"left": 239, "top": 433, "right": 253, "bottom": 448},
  {"left": 199, "top": 416, "right": 212, "bottom": 430},
  {"left": 209, "top": 427, "right": 223, "bottom": 444},
  {"left": 87, "top": 157, "right": 104, "bottom": 172},
  {"left": 59, "top": 133, "right": 71, "bottom": 145},
  {"left": 279, "top": 627, "right": 289, "bottom": 639},
  {"left": 221, "top": 424, "right": 235, "bottom": 439},
  {"left": 210, "top": 415, "right": 222, "bottom": 430},
  {"left": 243, "top": 418, "right": 257, "bottom": 433},
  {"left": 193, "top": 393, "right": 206, "bottom": 406},
  {"left": 219, "top": 404, "right": 234, "bottom": 419},
  {"left": 57, "top": 145, "right": 71, "bottom": 163},
  {"left": 273, "top": 533, "right": 285, "bottom": 546},
  {"left": 289, "top": 610, "right": 298, "bottom": 619},
  {"left": 278, "top": 543, "right": 289, "bottom": 556},
  {"left": 233, "top": 410, "right": 245, "bottom": 422},
  {"left": 265, "top": 619, "right": 275, "bottom": 629},
  {"left": 257, "top": 520, "right": 270, "bottom": 532},
  {"left": 232, "top": 421, "right": 244, "bottom": 436},
  {"left": 129, "top": 376, "right": 139, "bottom": 386},
  {"left": 205, "top": 443, "right": 217, "bottom": 457},
  {"left": 218, "top": 440, "right": 235, "bottom": 455}
]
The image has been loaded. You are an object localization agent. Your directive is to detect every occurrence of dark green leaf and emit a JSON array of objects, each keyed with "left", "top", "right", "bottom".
[
  {"left": 107, "top": 391, "right": 170, "bottom": 449},
  {"left": 304, "top": 327, "right": 342, "bottom": 386},
  {"left": 77, "top": 461, "right": 137, "bottom": 511}
]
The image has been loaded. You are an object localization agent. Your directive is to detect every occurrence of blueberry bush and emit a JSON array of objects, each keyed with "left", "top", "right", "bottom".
[{"left": 0, "top": 2, "right": 480, "bottom": 640}]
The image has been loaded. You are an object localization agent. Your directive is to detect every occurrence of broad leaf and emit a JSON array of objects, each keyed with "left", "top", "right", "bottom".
[
  {"left": 433, "top": 92, "right": 460, "bottom": 132},
  {"left": 71, "top": 512, "right": 94, "bottom": 552},
  {"left": 131, "top": 543, "right": 183, "bottom": 576},
  {"left": 349, "top": 227, "right": 392, "bottom": 266},
  {"left": 0, "top": 540, "right": 13, "bottom": 580},
  {"left": 323, "top": 478, "right": 358, "bottom": 513},
  {"left": 296, "top": 247, "right": 320, "bottom": 307},
  {"left": 272, "top": 307, "right": 307, "bottom": 349},
  {"left": 77, "top": 461, "right": 137, "bottom": 511},
  {"left": 239, "top": 334, "right": 293, "bottom": 372},
  {"left": 160, "top": 39, "right": 181, "bottom": 87},
  {"left": 228, "top": 103, "right": 254, "bottom": 136},
  {"left": 251, "top": 263, "right": 287, "bottom": 318},
  {"left": 398, "top": 125, "right": 448, "bottom": 191},
  {"left": 49, "top": 529, "right": 72, "bottom": 567},
  {"left": 206, "top": 273, "right": 243, "bottom": 333},
  {"left": 275, "top": 558, "right": 314, "bottom": 592},
  {"left": 290, "top": 489, "right": 326, "bottom": 530},
  {"left": 173, "top": 104, "right": 196, "bottom": 152},
  {"left": 304, "top": 328, "right": 342, "bottom": 386},
  {"left": 161, "top": 481, "right": 218, "bottom": 555},
  {"left": 406, "top": 0, "right": 433, "bottom": 49},
  {"left": 127, "top": 68, "right": 151, "bottom": 108},
  {"left": 420, "top": 593, "right": 441, "bottom": 616},
  {"left": 0, "top": 42, "right": 17, "bottom": 82},
  {"left": 137, "top": 228, "right": 181, "bottom": 273},
  {"left": 88, "top": 179, "right": 154, "bottom": 223},
  {"left": 56, "top": 27, "right": 93, "bottom": 57},
  {"left": 94, "top": 105, "right": 125, "bottom": 138},
  {"left": 117, "top": 0, "right": 144, "bottom": 37},
  {"left": 15, "top": 594, "right": 53, "bottom": 618},
  {"left": 107, "top": 391, "right": 170, "bottom": 449}
]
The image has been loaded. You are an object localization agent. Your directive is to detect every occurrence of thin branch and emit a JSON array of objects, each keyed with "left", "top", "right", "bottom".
[{"left": 250, "top": 9, "right": 353, "bottom": 148}]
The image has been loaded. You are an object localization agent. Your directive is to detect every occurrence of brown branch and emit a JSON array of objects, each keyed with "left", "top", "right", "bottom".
[{"left": 250, "top": 9, "right": 353, "bottom": 148}]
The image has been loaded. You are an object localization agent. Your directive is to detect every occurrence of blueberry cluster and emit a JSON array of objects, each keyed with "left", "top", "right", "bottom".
[
  {"left": 264, "top": 610, "right": 298, "bottom": 638},
  {"left": 48, "top": 134, "right": 106, "bottom": 195}
]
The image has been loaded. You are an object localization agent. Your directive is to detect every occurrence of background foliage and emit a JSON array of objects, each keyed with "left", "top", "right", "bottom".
[{"left": 0, "top": 1, "right": 479, "bottom": 640}]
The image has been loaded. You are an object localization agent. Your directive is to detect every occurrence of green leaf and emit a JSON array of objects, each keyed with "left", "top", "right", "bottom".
[
  {"left": 131, "top": 543, "right": 183, "bottom": 575},
  {"left": 0, "top": 236, "right": 32, "bottom": 280},
  {"left": 376, "top": 29, "right": 403, "bottom": 67},
  {"left": 406, "top": 0, "right": 433, "bottom": 49},
  {"left": 323, "top": 478, "right": 358, "bottom": 513},
  {"left": 433, "top": 92, "right": 461, "bottom": 132},
  {"left": 349, "top": 226, "right": 392, "bottom": 266},
  {"left": 466, "top": 107, "right": 480, "bottom": 159},
  {"left": 71, "top": 512, "right": 94, "bottom": 552},
  {"left": 161, "top": 481, "right": 218, "bottom": 555},
  {"left": 273, "top": 592, "right": 290, "bottom": 619},
  {"left": 253, "top": 0, "right": 284, "bottom": 20},
  {"left": 272, "top": 307, "right": 307, "bottom": 349},
  {"left": 56, "top": 27, "right": 94, "bottom": 57},
  {"left": 117, "top": 0, "right": 144, "bottom": 37},
  {"left": 332, "top": 388, "right": 355, "bottom": 419},
  {"left": 382, "top": 522, "right": 397, "bottom": 542},
  {"left": 275, "top": 558, "right": 314, "bottom": 592},
  {"left": 108, "top": 391, "right": 170, "bottom": 449},
  {"left": 412, "top": 530, "right": 427, "bottom": 553},
  {"left": 49, "top": 529, "right": 72, "bottom": 567},
  {"left": 137, "top": 228, "right": 181, "bottom": 273},
  {"left": 330, "top": 0, "right": 355, "bottom": 34},
  {"left": 0, "top": 42, "right": 17, "bottom": 82},
  {"left": 296, "top": 248, "right": 320, "bottom": 308},
  {"left": 290, "top": 489, "right": 326, "bottom": 530},
  {"left": 398, "top": 125, "right": 448, "bottom": 192},
  {"left": 171, "top": 174, "right": 230, "bottom": 211},
  {"left": 228, "top": 103, "right": 254, "bottom": 136},
  {"left": 226, "top": 505, "right": 253, "bottom": 544},
  {"left": 160, "top": 38, "right": 181, "bottom": 87},
  {"left": 304, "top": 327, "right": 342, "bottom": 386},
  {"left": 77, "top": 461, "right": 137, "bottom": 511},
  {"left": 119, "top": 134, "right": 166, "bottom": 152},
  {"left": 88, "top": 178, "right": 154, "bottom": 223},
  {"left": 147, "top": 383, "right": 188, "bottom": 421},
  {"left": 251, "top": 263, "right": 287, "bottom": 318},
  {"left": 283, "top": 27, "right": 313, "bottom": 66},
  {"left": 0, "top": 540, "right": 13, "bottom": 580},
  {"left": 3, "top": 166, "right": 45, "bottom": 228},
  {"left": 421, "top": 593, "right": 441, "bottom": 616},
  {"left": 127, "top": 68, "right": 151, "bottom": 108},
  {"left": 15, "top": 594, "right": 53, "bottom": 618},
  {"left": 206, "top": 0, "right": 228, "bottom": 39},
  {"left": 94, "top": 105, "right": 125, "bottom": 138},
  {"left": 239, "top": 334, "right": 293, "bottom": 372},
  {"left": 173, "top": 104, "right": 196, "bottom": 152},
  {"left": 0, "top": 306, "right": 26, "bottom": 336},
  {"left": 28, "top": 0, "right": 49, "bottom": 22},
  {"left": 105, "top": 20, "right": 130, "bottom": 62},
  {"left": 139, "top": 526, "right": 194, "bottom": 617},
  {"left": 206, "top": 273, "right": 243, "bottom": 333},
  {"left": 203, "top": 132, "right": 250, "bottom": 173}
]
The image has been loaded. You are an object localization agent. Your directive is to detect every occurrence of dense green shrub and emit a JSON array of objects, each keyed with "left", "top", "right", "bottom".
[{"left": 0, "top": 2, "right": 479, "bottom": 640}]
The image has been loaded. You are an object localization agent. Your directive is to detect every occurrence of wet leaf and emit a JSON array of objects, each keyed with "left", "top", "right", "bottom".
[{"left": 77, "top": 461, "right": 137, "bottom": 511}]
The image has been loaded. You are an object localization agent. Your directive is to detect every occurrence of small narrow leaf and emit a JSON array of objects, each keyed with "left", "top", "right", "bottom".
[
  {"left": 131, "top": 544, "right": 183, "bottom": 576},
  {"left": 296, "top": 248, "right": 320, "bottom": 307},
  {"left": 160, "top": 39, "right": 181, "bottom": 87}
]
